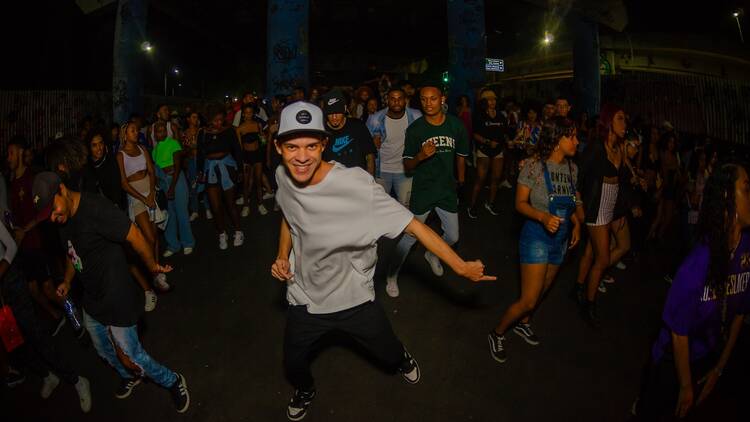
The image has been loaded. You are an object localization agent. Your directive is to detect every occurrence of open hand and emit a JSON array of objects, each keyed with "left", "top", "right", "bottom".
[
  {"left": 696, "top": 369, "right": 720, "bottom": 405},
  {"left": 570, "top": 224, "right": 581, "bottom": 248},
  {"left": 675, "top": 384, "right": 694, "bottom": 418}
]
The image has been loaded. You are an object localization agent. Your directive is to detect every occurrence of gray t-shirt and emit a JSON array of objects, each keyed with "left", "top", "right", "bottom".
[
  {"left": 275, "top": 162, "right": 414, "bottom": 314},
  {"left": 517, "top": 159, "right": 578, "bottom": 213},
  {"left": 380, "top": 114, "right": 409, "bottom": 174}
]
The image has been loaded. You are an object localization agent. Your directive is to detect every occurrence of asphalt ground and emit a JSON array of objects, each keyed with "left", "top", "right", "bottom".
[{"left": 2, "top": 186, "right": 748, "bottom": 422}]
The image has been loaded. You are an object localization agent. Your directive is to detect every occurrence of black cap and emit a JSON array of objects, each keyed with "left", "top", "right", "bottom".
[
  {"left": 322, "top": 90, "right": 346, "bottom": 115},
  {"left": 32, "top": 172, "right": 62, "bottom": 221}
]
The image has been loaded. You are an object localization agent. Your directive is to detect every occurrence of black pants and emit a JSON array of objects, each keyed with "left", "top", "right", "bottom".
[
  {"left": 2, "top": 264, "right": 78, "bottom": 384},
  {"left": 284, "top": 301, "right": 407, "bottom": 391},
  {"left": 635, "top": 354, "right": 714, "bottom": 420}
]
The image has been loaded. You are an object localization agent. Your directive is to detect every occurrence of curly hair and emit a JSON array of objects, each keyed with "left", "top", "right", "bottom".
[
  {"left": 697, "top": 163, "right": 742, "bottom": 299},
  {"left": 535, "top": 116, "right": 576, "bottom": 161}
]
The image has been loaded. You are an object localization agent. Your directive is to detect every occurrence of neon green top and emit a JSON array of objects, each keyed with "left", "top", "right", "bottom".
[{"left": 152, "top": 137, "right": 182, "bottom": 169}]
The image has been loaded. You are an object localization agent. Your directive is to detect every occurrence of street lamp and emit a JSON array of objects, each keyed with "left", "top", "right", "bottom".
[
  {"left": 141, "top": 41, "right": 154, "bottom": 53},
  {"left": 733, "top": 9, "right": 744, "bottom": 43},
  {"left": 164, "top": 66, "right": 181, "bottom": 96},
  {"left": 542, "top": 31, "right": 553, "bottom": 46}
]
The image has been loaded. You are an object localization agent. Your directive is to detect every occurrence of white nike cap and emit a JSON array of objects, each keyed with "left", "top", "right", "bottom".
[{"left": 278, "top": 101, "right": 329, "bottom": 139}]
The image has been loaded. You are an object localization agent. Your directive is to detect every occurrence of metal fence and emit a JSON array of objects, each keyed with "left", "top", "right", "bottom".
[
  {"left": 0, "top": 90, "right": 112, "bottom": 150},
  {"left": 0, "top": 91, "right": 213, "bottom": 151},
  {"left": 491, "top": 72, "right": 750, "bottom": 144}
]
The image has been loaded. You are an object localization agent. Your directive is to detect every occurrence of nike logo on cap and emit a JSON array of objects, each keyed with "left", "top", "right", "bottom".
[{"left": 327, "top": 98, "right": 339, "bottom": 105}]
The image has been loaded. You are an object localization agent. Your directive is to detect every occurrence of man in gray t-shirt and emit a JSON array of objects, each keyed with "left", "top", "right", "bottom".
[{"left": 270, "top": 101, "right": 494, "bottom": 421}]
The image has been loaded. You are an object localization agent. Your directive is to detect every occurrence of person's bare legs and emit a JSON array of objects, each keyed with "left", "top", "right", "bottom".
[
  {"left": 520, "top": 264, "right": 560, "bottom": 324},
  {"left": 494, "top": 263, "right": 547, "bottom": 334},
  {"left": 608, "top": 217, "right": 631, "bottom": 266},
  {"left": 253, "top": 163, "right": 265, "bottom": 205},
  {"left": 469, "top": 157, "right": 489, "bottom": 208},
  {"left": 585, "top": 225, "right": 611, "bottom": 302},
  {"left": 206, "top": 185, "right": 226, "bottom": 233},
  {"left": 135, "top": 211, "right": 158, "bottom": 262},
  {"left": 222, "top": 187, "right": 241, "bottom": 231},
  {"left": 242, "top": 163, "right": 253, "bottom": 209},
  {"left": 488, "top": 156, "right": 503, "bottom": 205},
  {"left": 129, "top": 264, "right": 152, "bottom": 292}
]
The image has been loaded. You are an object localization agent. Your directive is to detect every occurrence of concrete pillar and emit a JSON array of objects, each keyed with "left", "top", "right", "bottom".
[
  {"left": 267, "top": 0, "right": 309, "bottom": 98},
  {"left": 572, "top": 14, "right": 600, "bottom": 117},
  {"left": 112, "top": 0, "right": 148, "bottom": 125},
  {"left": 446, "top": 0, "right": 487, "bottom": 111}
]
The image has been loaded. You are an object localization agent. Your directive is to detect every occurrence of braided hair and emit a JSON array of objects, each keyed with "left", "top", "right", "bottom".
[{"left": 697, "top": 163, "right": 742, "bottom": 299}]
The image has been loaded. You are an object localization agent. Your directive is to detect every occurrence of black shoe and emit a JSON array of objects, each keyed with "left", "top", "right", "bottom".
[
  {"left": 570, "top": 283, "right": 584, "bottom": 306},
  {"left": 484, "top": 202, "right": 500, "bottom": 216},
  {"left": 5, "top": 369, "right": 25, "bottom": 388},
  {"left": 287, "top": 389, "right": 316, "bottom": 421},
  {"left": 581, "top": 301, "right": 601, "bottom": 329},
  {"left": 512, "top": 323, "right": 540, "bottom": 346},
  {"left": 487, "top": 331, "right": 507, "bottom": 363},
  {"left": 169, "top": 373, "right": 190, "bottom": 413},
  {"left": 115, "top": 377, "right": 142, "bottom": 399},
  {"left": 398, "top": 348, "right": 421, "bottom": 384},
  {"left": 467, "top": 206, "right": 479, "bottom": 219}
]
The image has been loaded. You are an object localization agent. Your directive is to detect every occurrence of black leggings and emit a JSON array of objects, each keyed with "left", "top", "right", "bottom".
[{"left": 283, "top": 301, "right": 408, "bottom": 391}]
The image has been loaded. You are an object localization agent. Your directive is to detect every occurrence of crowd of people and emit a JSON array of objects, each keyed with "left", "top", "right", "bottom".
[{"left": 0, "top": 76, "right": 748, "bottom": 421}]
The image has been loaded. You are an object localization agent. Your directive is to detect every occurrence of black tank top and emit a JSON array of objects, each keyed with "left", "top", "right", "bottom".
[{"left": 241, "top": 131, "right": 260, "bottom": 144}]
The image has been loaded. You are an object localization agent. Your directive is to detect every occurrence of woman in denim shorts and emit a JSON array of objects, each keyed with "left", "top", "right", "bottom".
[{"left": 488, "top": 117, "right": 582, "bottom": 363}]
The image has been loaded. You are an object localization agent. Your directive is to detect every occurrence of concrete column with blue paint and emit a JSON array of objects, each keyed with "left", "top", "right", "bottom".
[
  {"left": 446, "top": 0, "right": 487, "bottom": 111},
  {"left": 112, "top": 0, "right": 149, "bottom": 125},
  {"left": 572, "top": 14, "right": 600, "bottom": 117},
  {"left": 267, "top": 0, "right": 309, "bottom": 98}
]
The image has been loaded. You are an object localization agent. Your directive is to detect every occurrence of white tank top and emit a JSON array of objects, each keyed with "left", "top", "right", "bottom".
[{"left": 120, "top": 146, "right": 147, "bottom": 177}]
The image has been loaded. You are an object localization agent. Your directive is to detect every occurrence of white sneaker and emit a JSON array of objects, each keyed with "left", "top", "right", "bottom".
[
  {"left": 219, "top": 232, "right": 229, "bottom": 250},
  {"left": 235, "top": 196, "right": 244, "bottom": 205},
  {"left": 500, "top": 180, "right": 513, "bottom": 189},
  {"left": 40, "top": 372, "right": 60, "bottom": 399},
  {"left": 163, "top": 250, "right": 175, "bottom": 258},
  {"left": 424, "top": 251, "right": 444, "bottom": 276},
  {"left": 598, "top": 282, "right": 607, "bottom": 293},
  {"left": 189, "top": 212, "right": 199, "bottom": 222},
  {"left": 615, "top": 260, "right": 627, "bottom": 270},
  {"left": 75, "top": 376, "right": 92, "bottom": 413},
  {"left": 262, "top": 191, "right": 275, "bottom": 200},
  {"left": 258, "top": 204, "right": 268, "bottom": 215},
  {"left": 233, "top": 231, "right": 244, "bottom": 247},
  {"left": 144, "top": 290, "right": 157, "bottom": 312},
  {"left": 602, "top": 275, "right": 615, "bottom": 284},
  {"left": 385, "top": 275, "right": 400, "bottom": 298},
  {"left": 154, "top": 273, "right": 170, "bottom": 292},
  {"left": 183, "top": 247, "right": 193, "bottom": 255},
  {"left": 241, "top": 206, "right": 250, "bottom": 217},
  {"left": 205, "top": 209, "right": 213, "bottom": 220}
]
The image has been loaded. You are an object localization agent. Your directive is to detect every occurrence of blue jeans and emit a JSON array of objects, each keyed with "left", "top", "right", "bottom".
[
  {"left": 518, "top": 220, "right": 569, "bottom": 265},
  {"left": 388, "top": 207, "right": 459, "bottom": 278},
  {"left": 83, "top": 311, "right": 176, "bottom": 387},
  {"left": 157, "top": 170, "right": 195, "bottom": 252},
  {"left": 376, "top": 172, "right": 412, "bottom": 208}
]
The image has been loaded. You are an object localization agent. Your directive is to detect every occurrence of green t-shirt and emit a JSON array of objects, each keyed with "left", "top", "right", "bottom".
[
  {"left": 403, "top": 114, "right": 469, "bottom": 214},
  {"left": 152, "top": 137, "right": 182, "bottom": 169}
]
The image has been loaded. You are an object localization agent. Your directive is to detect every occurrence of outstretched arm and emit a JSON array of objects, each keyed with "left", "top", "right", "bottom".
[{"left": 403, "top": 218, "right": 495, "bottom": 282}]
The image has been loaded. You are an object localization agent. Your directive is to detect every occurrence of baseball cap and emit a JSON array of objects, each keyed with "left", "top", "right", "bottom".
[
  {"left": 32, "top": 172, "right": 62, "bottom": 221},
  {"left": 278, "top": 101, "right": 329, "bottom": 139},
  {"left": 322, "top": 90, "right": 346, "bottom": 115}
]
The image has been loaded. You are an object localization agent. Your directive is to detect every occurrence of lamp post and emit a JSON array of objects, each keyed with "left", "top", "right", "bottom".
[
  {"left": 164, "top": 66, "right": 180, "bottom": 96},
  {"left": 733, "top": 9, "right": 744, "bottom": 44}
]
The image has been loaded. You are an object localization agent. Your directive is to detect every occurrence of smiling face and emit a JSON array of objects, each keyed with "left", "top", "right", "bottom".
[{"left": 275, "top": 135, "right": 327, "bottom": 187}]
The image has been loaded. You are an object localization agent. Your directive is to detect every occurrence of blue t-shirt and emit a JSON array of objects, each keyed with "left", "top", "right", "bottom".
[{"left": 651, "top": 232, "right": 750, "bottom": 362}]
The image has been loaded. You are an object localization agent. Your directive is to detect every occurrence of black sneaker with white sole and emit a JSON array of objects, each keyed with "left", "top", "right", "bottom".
[
  {"left": 487, "top": 331, "right": 507, "bottom": 363},
  {"left": 467, "top": 206, "right": 479, "bottom": 219},
  {"left": 398, "top": 349, "right": 421, "bottom": 384},
  {"left": 169, "top": 373, "right": 190, "bottom": 413},
  {"left": 512, "top": 323, "right": 540, "bottom": 346},
  {"left": 287, "top": 389, "right": 316, "bottom": 421},
  {"left": 115, "top": 377, "right": 142, "bottom": 399},
  {"left": 484, "top": 202, "right": 500, "bottom": 216}
]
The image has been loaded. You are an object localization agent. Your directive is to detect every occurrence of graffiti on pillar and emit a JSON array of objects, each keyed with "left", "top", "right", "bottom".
[{"left": 267, "top": 0, "right": 309, "bottom": 96}]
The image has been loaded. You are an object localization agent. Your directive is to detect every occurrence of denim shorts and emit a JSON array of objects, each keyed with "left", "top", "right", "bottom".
[{"left": 518, "top": 220, "right": 569, "bottom": 265}]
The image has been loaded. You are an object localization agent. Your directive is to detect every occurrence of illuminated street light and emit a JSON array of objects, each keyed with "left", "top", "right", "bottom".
[
  {"left": 542, "top": 31, "right": 553, "bottom": 46},
  {"left": 173, "top": 67, "right": 180, "bottom": 75},
  {"left": 733, "top": 9, "right": 744, "bottom": 43},
  {"left": 141, "top": 41, "right": 154, "bottom": 53}
]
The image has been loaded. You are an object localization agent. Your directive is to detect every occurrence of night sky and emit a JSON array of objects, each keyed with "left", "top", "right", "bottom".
[{"left": 1, "top": 0, "right": 745, "bottom": 97}]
